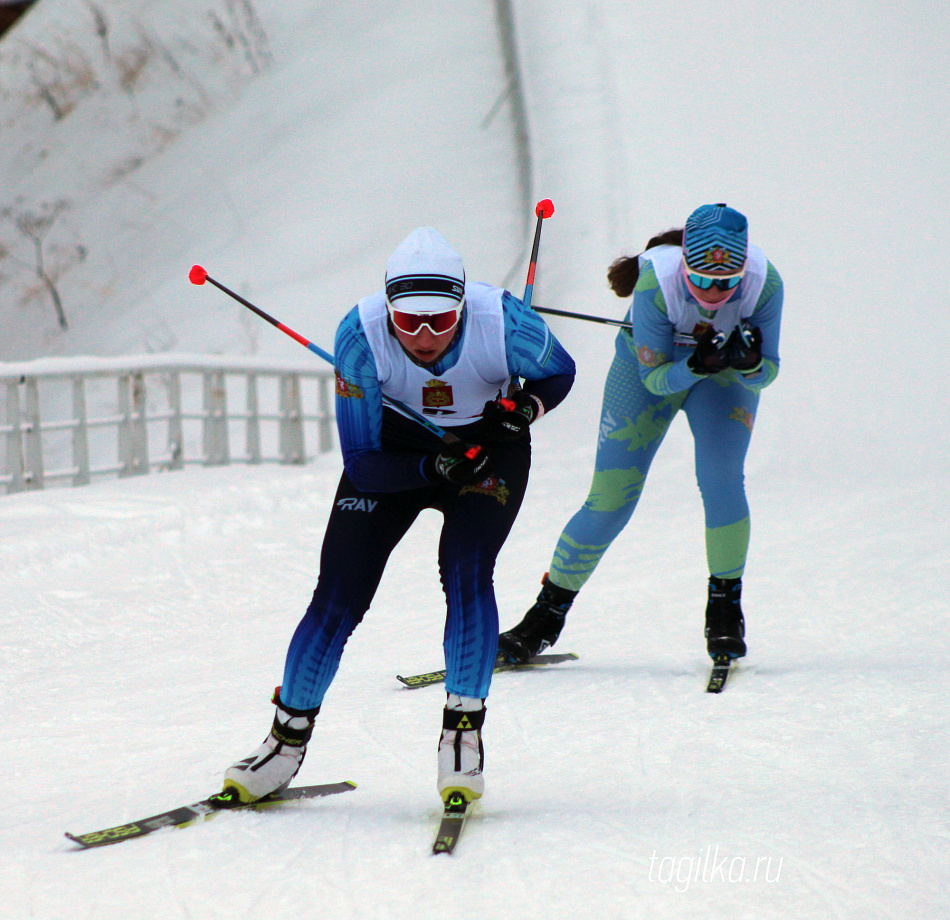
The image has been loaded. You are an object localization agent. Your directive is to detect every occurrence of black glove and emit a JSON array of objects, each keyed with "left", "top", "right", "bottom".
[
  {"left": 723, "top": 323, "right": 763, "bottom": 374},
  {"left": 687, "top": 326, "right": 729, "bottom": 375},
  {"left": 481, "top": 391, "right": 538, "bottom": 442},
  {"left": 423, "top": 443, "right": 494, "bottom": 486}
]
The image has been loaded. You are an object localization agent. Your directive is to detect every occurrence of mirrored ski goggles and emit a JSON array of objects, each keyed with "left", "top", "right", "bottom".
[
  {"left": 683, "top": 261, "right": 745, "bottom": 291},
  {"left": 387, "top": 303, "right": 463, "bottom": 336}
]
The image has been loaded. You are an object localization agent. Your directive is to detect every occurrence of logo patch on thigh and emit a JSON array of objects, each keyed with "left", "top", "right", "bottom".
[
  {"left": 460, "top": 476, "right": 510, "bottom": 505},
  {"left": 730, "top": 407, "right": 755, "bottom": 432}
]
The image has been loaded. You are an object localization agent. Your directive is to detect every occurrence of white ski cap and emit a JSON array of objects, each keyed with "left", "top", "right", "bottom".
[{"left": 384, "top": 227, "right": 466, "bottom": 315}]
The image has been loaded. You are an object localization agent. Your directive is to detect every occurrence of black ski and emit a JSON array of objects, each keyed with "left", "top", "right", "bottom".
[
  {"left": 398, "top": 652, "right": 579, "bottom": 689},
  {"left": 706, "top": 655, "right": 733, "bottom": 693},
  {"left": 65, "top": 781, "right": 357, "bottom": 848},
  {"left": 432, "top": 791, "right": 472, "bottom": 855}
]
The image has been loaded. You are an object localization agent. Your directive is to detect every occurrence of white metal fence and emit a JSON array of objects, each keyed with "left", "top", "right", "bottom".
[{"left": 0, "top": 355, "right": 336, "bottom": 494}]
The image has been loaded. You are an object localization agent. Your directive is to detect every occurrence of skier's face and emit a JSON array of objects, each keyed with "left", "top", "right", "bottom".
[
  {"left": 393, "top": 322, "right": 458, "bottom": 366},
  {"left": 683, "top": 268, "right": 741, "bottom": 309}
]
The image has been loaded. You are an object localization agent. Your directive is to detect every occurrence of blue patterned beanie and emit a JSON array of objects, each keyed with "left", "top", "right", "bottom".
[{"left": 683, "top": 204, "right": 748, "bottom": 272}]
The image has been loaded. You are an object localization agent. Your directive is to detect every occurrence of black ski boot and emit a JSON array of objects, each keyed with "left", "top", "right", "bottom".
[
  {"left": 498, "top": 576, "right": 577, "bottom": 664},
  {"left": 704, "top": 575, "right": 746, "bottom": 659}
]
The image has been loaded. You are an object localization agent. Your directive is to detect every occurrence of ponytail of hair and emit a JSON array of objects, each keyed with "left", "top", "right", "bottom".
[{"left": 607, "top": 228, "right": 684, "bottom": 298}]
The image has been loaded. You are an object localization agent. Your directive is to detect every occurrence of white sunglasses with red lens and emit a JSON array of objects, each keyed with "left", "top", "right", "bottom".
[{"left": 388, "top": 304, "right": 462, "bottom": 336}]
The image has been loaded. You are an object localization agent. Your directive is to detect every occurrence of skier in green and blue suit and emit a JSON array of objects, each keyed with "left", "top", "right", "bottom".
[{"left": 499, "top": 203, "right": 783, "bottom": 665}]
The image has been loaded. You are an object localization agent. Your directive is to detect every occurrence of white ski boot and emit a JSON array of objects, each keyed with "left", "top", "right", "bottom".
[
  {"left": 437, "top": 694, "right": 485, "bottom": 803},
  {"left": 223, "top": 693, "right": 319, "bottom": 803}
]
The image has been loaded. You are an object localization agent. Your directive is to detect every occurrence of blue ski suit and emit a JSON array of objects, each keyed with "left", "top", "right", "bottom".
[{"left": 279, "top": 285, "right": 575, "bottom": 707}]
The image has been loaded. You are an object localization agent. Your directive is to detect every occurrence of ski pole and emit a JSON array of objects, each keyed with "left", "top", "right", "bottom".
[
  {"left": 532, "top": 304, "right": 631, "bottom": 329},
  {"left": 500, "top": 199, "right": 555, "bottom": 412},
  {"left": 188, "top": 265, "right": 475, "bottom": 453},
  {"left": 522, "top": 198, "right": 554, "bottom": 309},
  {"left": 189, "top": 265, "right": 335, "bottom": 364},
  {"left": 518, "top": 201, "right": 632, "bottom": 331}
]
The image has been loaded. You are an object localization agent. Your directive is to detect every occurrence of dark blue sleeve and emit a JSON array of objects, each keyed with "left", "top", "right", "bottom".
[
  {"left": 333, "top": 309, "right": 431, "bottom": 493},
  {"left": 501, "top": 292, "right": 576, "bottom": 412}
]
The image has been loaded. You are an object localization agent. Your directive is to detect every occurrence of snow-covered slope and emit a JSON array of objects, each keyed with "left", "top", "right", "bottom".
[
  {"left": 1, "top": 1, "right": 948, "bottom": 918},
  {"left": 0, "top": 1, "right": 521, "bottom": 361},
  {"left": 3, "top": 455, "right": 946, "bottom": 919}
]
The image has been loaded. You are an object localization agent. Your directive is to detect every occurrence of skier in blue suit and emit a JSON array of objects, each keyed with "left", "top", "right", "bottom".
[
  {"left": 225, "top": 227, "right": 575, "bottom": 806},
  {"left": 499, "top": 204, "right": 783, "bottom": 665}
]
